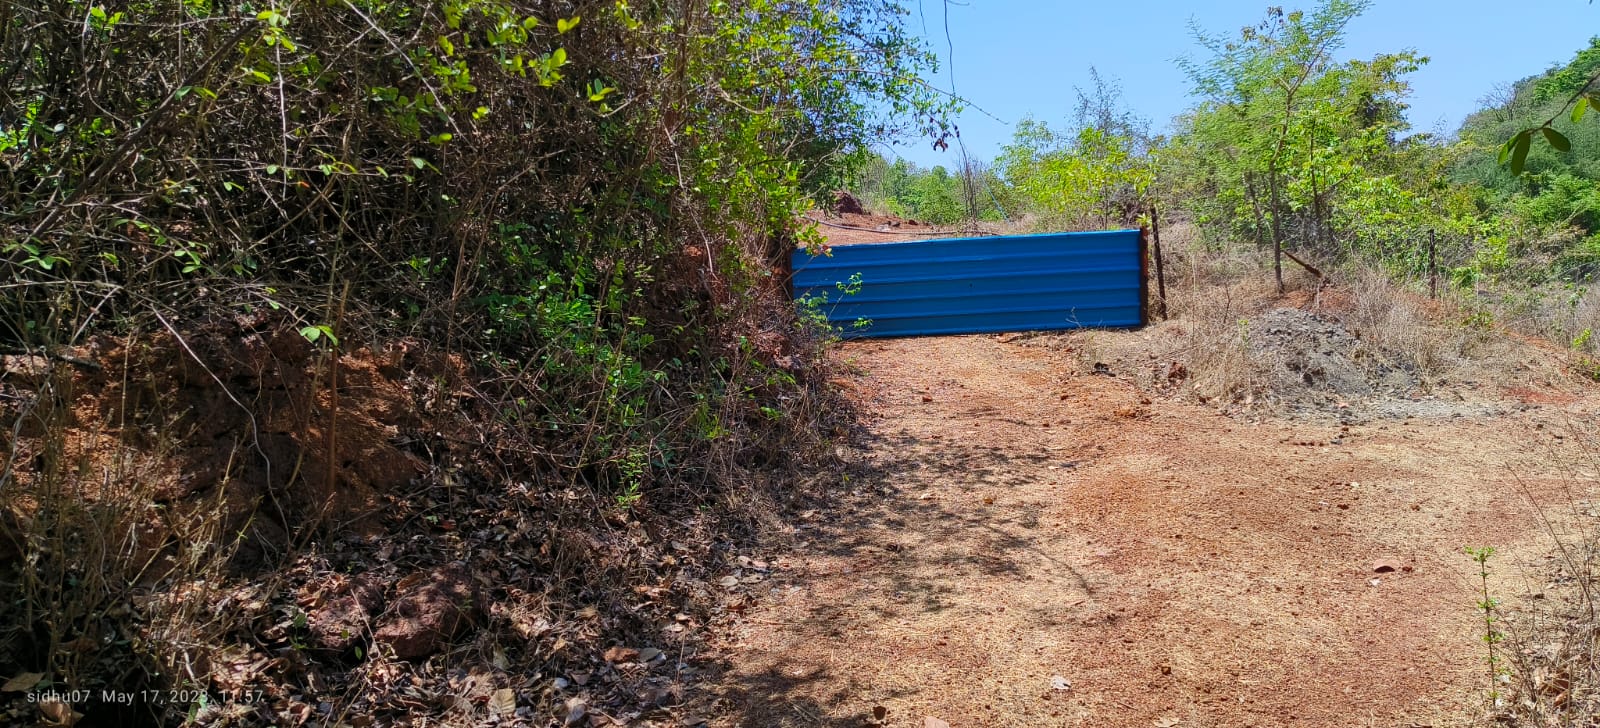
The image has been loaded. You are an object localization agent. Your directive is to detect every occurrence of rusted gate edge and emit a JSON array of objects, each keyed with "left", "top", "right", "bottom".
[{"left": 1139, "top": 225, "right": 1151, "bottom": 328}]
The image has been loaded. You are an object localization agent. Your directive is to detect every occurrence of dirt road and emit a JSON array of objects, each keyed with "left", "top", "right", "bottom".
[{"left": 706, "top": 333, "right": 1596, "bottom": 727}]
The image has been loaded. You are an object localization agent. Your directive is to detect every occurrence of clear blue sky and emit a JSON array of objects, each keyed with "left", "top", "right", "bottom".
[{"left": 888, "top": 0, "right": 1600, "bottom": 168}]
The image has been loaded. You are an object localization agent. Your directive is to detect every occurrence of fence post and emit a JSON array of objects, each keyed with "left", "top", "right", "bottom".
[
  {"left": 1151, "top": 205, "right": 1169, "bottom": 320},
  {"left": 1428, "top": 229, "right": 1438, "bottom": 300}
]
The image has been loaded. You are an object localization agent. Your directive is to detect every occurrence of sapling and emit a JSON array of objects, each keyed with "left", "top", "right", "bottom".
[{"left": 1464, "top": 545, "right": 1506, "bottom": 707}]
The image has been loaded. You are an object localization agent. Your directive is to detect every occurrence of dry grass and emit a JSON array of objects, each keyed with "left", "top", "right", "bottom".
[
  {"left": 1485, "top": 420, "right": 1600, "bottom": 725},
  {"left": 0, "top": 363, "right": 243, "bottom": 726},
  {"left": 1129, "top": 227, "right": 1501, "bottom": 411},
  {"left": 1165, "top": 275, "right": 1277, "bottom": 406},
  {"left": 1491, "top": 281, "right": 1600, "bottom": 355},
  {"left": 1499, "top": 282, "right": 1600, "bottom": 385},
  {"left": 1338, "top": 267, "right": 1478, "bottom": 375},
  {"left": 1143, "top": 224, "right": 1295, "bottom": 405}
]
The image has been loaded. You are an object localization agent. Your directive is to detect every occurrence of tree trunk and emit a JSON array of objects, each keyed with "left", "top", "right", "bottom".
[
  {"left": 1244, "top": 172, "right": 1269, "bottom": 254},
  {"left": 1267, "top": 165, "right": 1284, "bottom": 294},
  {"left": 1307, "top": 127, "right": 1329, "bottom": 256}
]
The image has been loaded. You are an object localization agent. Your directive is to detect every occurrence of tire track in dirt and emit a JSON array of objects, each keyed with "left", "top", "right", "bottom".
[{"left": 707, "top": 334, "right": 1596, "bottom": 727}]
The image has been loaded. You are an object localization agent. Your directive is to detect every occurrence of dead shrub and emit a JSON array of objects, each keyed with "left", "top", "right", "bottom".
[
  {"left": 1167, "top": 278, "right": 1276, "bottom": 405},
  {"left": 1485, "top": 421, "right": 1600, "bottom": 725},
  {"left": 1101, "top": 239, "right": 1504, "bottom": 414},
  {"left": 1338, "top": 265, "right": 1481, "bottom": 377},
  {"left": 0, "top": 366, "right": 243, "bottom": 727}
]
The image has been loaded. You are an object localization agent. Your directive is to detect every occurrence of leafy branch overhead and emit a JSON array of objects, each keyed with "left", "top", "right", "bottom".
[{"left": 1502, "top": 77, "right": 1597, "bottom": 174}]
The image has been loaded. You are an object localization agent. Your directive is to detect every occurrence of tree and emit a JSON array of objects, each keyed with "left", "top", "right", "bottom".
[
  {"left": 996, "top": 118, "right": 1150, "bottom": 229},
  {"left": 990, "top": 73, "right": 1153, "bottom": 230},
  {"left": 1180, "top": 1, "right": 1372, "bottom": 291},
  {"left": 1172, "top": 0, "right": 1447, "bottom": 287}
]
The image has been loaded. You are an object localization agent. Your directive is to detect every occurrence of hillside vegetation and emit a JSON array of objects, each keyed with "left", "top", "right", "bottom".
[{"left": 0, "top": 1, "right": 948, "bottom": 725}]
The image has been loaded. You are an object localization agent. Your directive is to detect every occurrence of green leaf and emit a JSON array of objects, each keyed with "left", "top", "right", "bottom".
[
  {"left": 1574, "top": 97, "right": 1589, "bottom": 123},
  {"left": 410, "top": 157, "right": 427, "bottom": 169},
  {"left": 587, "top": 80, "right": 616, "bottom": 102},
  {"left": 551, "top": 48, "right": 567, "bottom": 67},
  {"left": 298, "top": 325, "right": 339, "bottom": 345},
  {"left": 557, "top": 16, "right": 580, "bottom": 33},
  {"left": 265, "top": 164, "right": 279, "bottom": 175},
  {"left": 1509, "top": 130, "right": 1532, "bottom": 175},
  {"left": 1542, "top": 126, "right": 1572, "bottom": 152},
  {"left": 1499, "top": 130, "right": 1529, "bottom": 166}
]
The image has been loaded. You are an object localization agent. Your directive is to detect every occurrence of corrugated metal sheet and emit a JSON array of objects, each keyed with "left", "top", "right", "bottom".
[{"left": 791, "top": 229, "right": 1145, "bottom": 338}]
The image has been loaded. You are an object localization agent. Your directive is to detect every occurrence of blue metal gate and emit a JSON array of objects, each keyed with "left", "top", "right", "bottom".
[{"left": 791, "top": 229, "right": 1147, "bottom": 338}]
